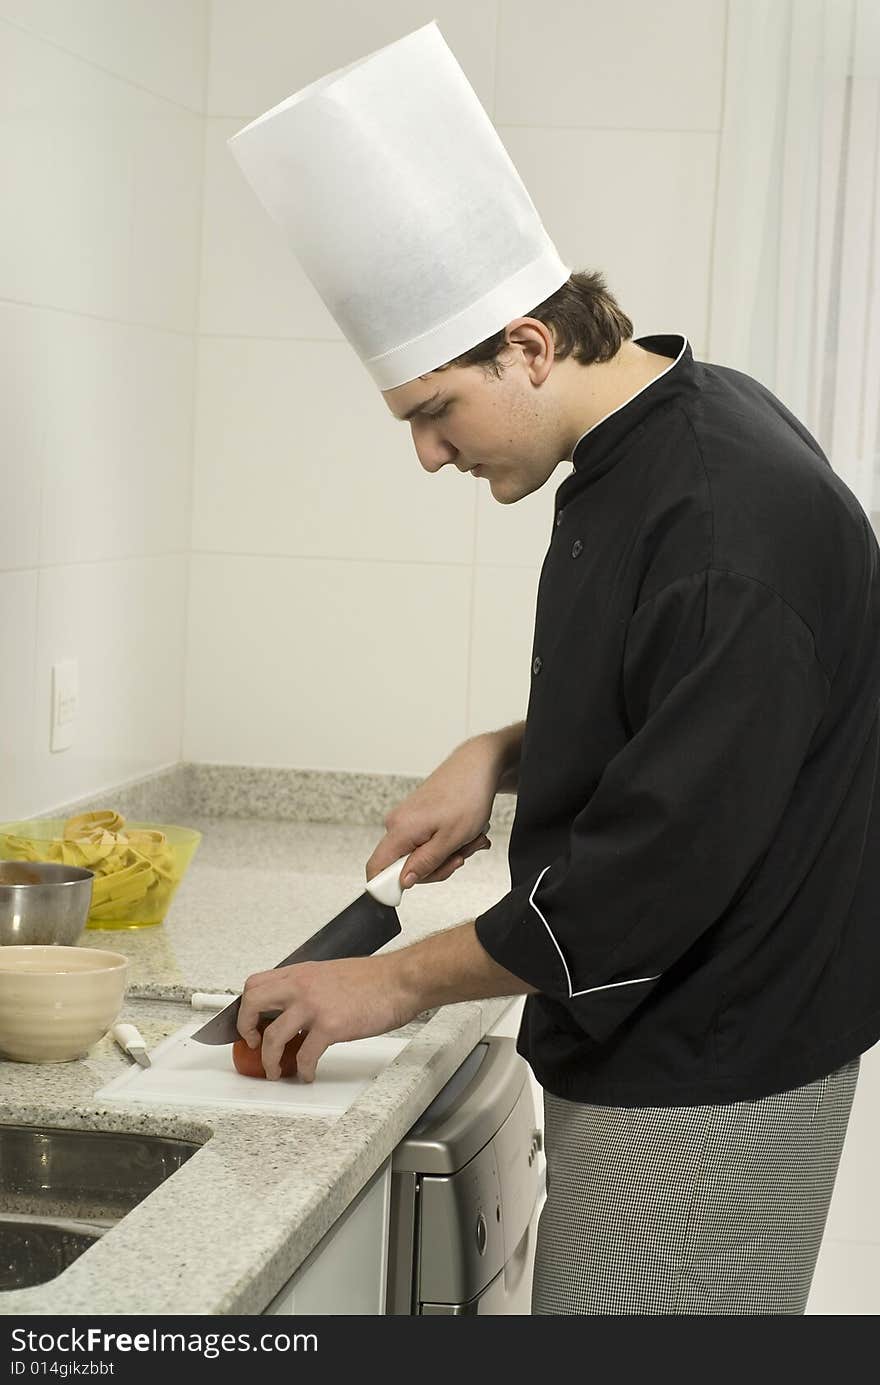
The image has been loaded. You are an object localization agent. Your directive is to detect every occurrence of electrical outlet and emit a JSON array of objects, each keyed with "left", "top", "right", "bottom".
[{"left": 51, "top": 659, "right": 78, "bottom": 753}]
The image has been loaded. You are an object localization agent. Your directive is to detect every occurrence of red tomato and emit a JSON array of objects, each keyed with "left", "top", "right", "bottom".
[{"left": 232, "top": 1019, "right": 306, "bottom": 1079}]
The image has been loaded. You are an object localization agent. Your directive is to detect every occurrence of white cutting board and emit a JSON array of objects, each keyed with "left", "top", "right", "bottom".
[{"left": 96, "top": 1018, "right": 409, "bottom": 1118}]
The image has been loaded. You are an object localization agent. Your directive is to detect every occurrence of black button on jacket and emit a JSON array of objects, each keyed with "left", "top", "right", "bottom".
[{"left": 474, "top": 333, "right": 880, "bottom": 1106}]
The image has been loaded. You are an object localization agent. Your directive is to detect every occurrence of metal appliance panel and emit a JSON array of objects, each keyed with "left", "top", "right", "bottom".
[
  {"left": 386, "top": 1037, "right": 543, "bottom": 1314},
  {"left": 418, "top": 1135, "right": 505, "bottom": 1302},
  {"left": 420, "top": 1199, "right": 539, "bottom": 1314}
]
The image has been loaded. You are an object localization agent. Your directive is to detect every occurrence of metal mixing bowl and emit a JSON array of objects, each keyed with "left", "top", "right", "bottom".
[{"left": 0, "top": 862, "right": 94, "bottom": 947}]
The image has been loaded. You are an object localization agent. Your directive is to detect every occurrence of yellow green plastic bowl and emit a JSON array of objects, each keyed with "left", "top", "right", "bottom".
[{"left": 0, "top": 820, "right": 201, "bottom": 930}]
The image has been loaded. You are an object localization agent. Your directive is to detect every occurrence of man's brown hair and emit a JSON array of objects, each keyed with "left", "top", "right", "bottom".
[{"left": 436, "top": 269, "right": 634, "bottom": 378}]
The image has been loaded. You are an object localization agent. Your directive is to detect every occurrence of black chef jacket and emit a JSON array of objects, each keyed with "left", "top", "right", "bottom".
[{"left": 474, "top": 333, "right": 880, "bottom": 1106}]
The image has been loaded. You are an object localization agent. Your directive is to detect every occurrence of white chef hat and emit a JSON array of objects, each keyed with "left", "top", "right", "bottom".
[{"left": 228, "top": 21, "right": 570, "bottom": 390}]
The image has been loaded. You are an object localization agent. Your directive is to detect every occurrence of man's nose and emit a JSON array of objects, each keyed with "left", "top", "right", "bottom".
[{"left": 411, "top": 422, "right": 458, "bottom": 474}]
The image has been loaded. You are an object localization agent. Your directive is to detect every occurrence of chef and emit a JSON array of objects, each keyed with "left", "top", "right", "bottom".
[{"left": 232, "top": 23, "right": 880, "bottom": 1314}]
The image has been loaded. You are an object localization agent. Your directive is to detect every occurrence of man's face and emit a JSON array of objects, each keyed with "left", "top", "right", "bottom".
[{"left": 382, "top": 342, "right": 564, "bottom": 504}]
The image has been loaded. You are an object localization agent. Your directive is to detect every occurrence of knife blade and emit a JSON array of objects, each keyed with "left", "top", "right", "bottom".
[{"left": 190, "top": 854, "right": 409, "bottom": 1046}]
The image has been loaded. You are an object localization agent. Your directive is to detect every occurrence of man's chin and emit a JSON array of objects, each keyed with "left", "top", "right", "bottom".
[{"left": 487, "top": 473, "right": 529, "bottom": 505}]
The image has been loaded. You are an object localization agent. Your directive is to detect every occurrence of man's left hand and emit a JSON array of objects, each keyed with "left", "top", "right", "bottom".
[{"left": 236, "top": 954, "right": 418, "bottom": 1081}]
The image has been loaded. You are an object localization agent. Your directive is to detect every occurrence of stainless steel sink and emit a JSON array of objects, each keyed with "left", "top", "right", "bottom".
[
  {"left": 0, "top": 1215, "right": 108, "bottom": 1292},
  {"left": 0, "top": 1124, "right": 203, "bottom": 1290}
]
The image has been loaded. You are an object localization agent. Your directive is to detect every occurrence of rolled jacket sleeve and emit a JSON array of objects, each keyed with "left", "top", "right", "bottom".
[{"left": 474, "top": 568, "right": 831, "bottom": 1043}]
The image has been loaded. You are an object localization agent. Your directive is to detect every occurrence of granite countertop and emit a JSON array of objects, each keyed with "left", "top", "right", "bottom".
[{"left": 0, "top": 817, "right": 519, "bottom": 1315}]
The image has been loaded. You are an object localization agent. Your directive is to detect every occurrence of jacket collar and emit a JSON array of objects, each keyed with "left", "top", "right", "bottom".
[{"left": 567, "top": 333, "right": 696, "bottom": 484}]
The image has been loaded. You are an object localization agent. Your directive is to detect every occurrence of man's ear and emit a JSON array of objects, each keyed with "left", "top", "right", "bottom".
[{"left": 504, "top": 318, "right": 555, "bottom": 381}]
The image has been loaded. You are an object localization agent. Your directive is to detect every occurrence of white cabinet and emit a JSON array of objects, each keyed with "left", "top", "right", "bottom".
[
  {"left": 262, "top": 1159, "right": 391, "bottom": 1315},
  {"left": 487, "top": 998, "right": 547, "bottom": 1247},
  {"left": 487, "top": 997, "right": 526, "bottom": 1040},
  {"left": 488, "top": 998, "right": 545, "bottom": 1154}
]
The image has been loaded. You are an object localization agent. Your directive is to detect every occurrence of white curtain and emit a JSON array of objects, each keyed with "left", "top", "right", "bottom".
[{"left": 709, "top": 0, "right": 880, "bottom": 519}]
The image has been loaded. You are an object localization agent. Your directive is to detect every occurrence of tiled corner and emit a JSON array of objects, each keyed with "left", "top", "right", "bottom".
[
  {"left": 0, "top": 1, "right": 209, "bottom": 111},
  {"left": 29, "top": 556, "right": 187, "bottom": 814}
]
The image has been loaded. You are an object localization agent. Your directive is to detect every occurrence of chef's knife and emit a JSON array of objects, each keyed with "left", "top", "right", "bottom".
[
  {"left": 190, "top": 854, "right": 410, "bottom": 1045},
  {"left": 111, "top": 1022, "right": 151, "bottom": 1067}
]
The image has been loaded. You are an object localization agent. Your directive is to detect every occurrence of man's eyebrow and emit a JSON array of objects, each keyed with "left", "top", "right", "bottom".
[{"left": 396, "top": 391, "right": 443, "bottom": 422}]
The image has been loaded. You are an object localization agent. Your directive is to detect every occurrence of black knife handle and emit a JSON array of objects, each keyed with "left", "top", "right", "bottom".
[{"left": 271, "top": 894, "right": 400, "bottom": 968}]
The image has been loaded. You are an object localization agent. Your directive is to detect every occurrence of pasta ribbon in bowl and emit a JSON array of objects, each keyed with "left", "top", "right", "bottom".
[{"left": 0, "top": 814, "right": 201, "bottom": 929}]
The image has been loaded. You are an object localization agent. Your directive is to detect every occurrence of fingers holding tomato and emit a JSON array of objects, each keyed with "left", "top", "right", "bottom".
[{"left": 232, "top": 1017, "right": 306, "bottom": 1080}]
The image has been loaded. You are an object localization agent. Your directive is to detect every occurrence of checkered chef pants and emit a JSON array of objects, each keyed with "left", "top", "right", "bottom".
[{"left": 531, "top": 1056, "right": 860, "bottom": 1315}]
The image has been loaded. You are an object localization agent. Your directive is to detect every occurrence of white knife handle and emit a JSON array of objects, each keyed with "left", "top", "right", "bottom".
[
  {"left": 111, "top": 1022, "right": 146, "bottom": 1051},
  {"left": 365, "top": 823, "right": 492, "bottom": 909},
  {"left": 365, "top": 855, "right": 409, "bottom": 908},
  {"left": 191, "top": 991, "right": 238, "bottom": 1011}
]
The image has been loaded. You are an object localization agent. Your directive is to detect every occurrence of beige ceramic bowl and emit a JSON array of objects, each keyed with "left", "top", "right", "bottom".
[{"left": 0, "top": 945, "right": 128, "bottom": 1063}]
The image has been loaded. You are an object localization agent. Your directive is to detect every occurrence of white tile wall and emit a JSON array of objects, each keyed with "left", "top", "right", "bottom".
[
  {"left": 0, "top": 24, "right": 203, "bottom": 328},
  {"left": 0, "top": 1, "right": 208, "bottom": 111},
  {"left": 499, "top": 125, "right": 717, "bottom": 348},
  {"left": 468, "top": 566, "right": 540, "bottom": 736},
  {"left": 0, "top": 9, "right": 202, "bottom": 819},
  {"left": 0, "top": 571, "right": 40, "bottom": 818},
  {"left": 127, "top": 108, "right": 204, "bottom": 332},
  {"left": 807, "top": 1240, "right": 880, "bottom": 1315},
  {"left": 0, "top": 301, "right": 47, "bottom": 573},
  {"left": 206, "top": 0, "right": 498, "bottom": 118},
  {"left": 183, "top": 554, "right": 471, "bottom": 774},
  {"left": 192, "top": 337, "right": 475, "bottom": 565},
  {"left": 40, "top": 318, "right": 194, "bottom": 566},
  {"left": 806, "top": 1043, "right": 880, "bottom": 1312},
  {"left": 0, "top": 25, "right": 133, "bottom": 320},
  {"left": 29, "top": 556, "right": 188, "bottom": 813},
  {"left": 821, "top": 1042, "right": 880, "bottom": 1245},
  {"left": 495, "top": 0, "right": 726, "bottom": 131}
]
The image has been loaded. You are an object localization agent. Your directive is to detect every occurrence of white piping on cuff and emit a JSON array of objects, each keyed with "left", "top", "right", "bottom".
[{"left": 528, "top": 865, "right": 661, "bottom": 1000}]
